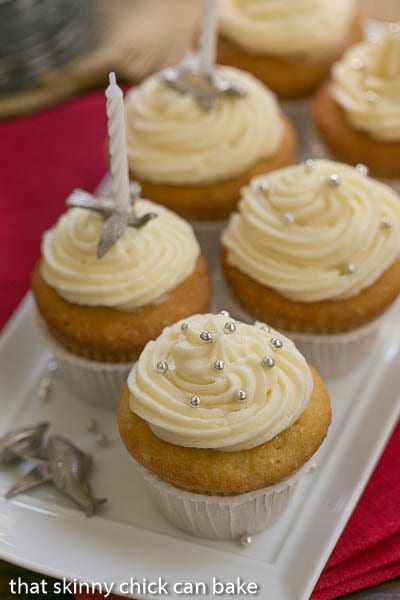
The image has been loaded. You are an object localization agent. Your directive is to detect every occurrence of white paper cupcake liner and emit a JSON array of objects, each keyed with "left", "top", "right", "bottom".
[
  {"left": 283, "top": 311, "right": 389, "bottom": 379},
  {"left": 134, "top": 459, "right": 315, "bottom": 540},
  {"left": 34, "top": 311, "right": 131, "bottom": 409},
  {"left": 220, "top": 274, "right": 397, "bottom": 379}
]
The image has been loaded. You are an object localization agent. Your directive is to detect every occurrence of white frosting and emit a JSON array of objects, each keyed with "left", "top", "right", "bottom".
[
  {"left": 222, "top": 160, "right": 400, "bottom": 302},
  {"left": 332, "top": 26, "right": 400, "bottom": 142},
  {"left": 41, "top": 201, "right": 200, "bottom": 310},
  {"left": 218, "top": 0, "right": 356, "bottom": 57},
  {"left": 128, "top": 313, "right": 313, "bottom": 451},
  {"left": 125, "top": 67, "right": 283, "bottom": 185}
]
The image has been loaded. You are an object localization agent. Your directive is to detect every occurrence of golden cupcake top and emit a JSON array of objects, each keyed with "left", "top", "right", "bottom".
[
  {"left": 218, "top": 0, "right": 356, "bottom": 57},
  {"left": 128, "top": 313, "right": 313, "bottom": 451},
  {"left": 124, "top": 66, "right": 283, "bottom": 185},
  {"left": 222, "top": 159, "right": 400, "bottom": 302},
  {"left": 40, "top": 200, "right": 200, "bottom": 310},
  {"left": 332, "top": 24, "right": 400, "bottom": 142}
]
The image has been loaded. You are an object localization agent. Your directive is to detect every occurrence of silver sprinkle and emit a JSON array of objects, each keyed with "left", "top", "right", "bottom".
[
  {"left": 259, "top": 323, "right": 270, "bottom": 333},
  {"left": 88, "top": 418, "right": 99, "bottom": 433},
  {"left": 37, "top": 388, "right": 49, "bottom": 401},
  {"left": 214, "top": 360, "right": 225, "bottom": 371},
  {"left": 329, "top": 174, "right": 341, "bottom": 187},
  {"left": 181, "top": 321, "right": 188, "bottom": 332},
  {"left": 283, "top": 212, "right": 294, "bottom": 224},
  {"left": 40, "top": 377, "right": 51, "bottom": 388},
  {"left": 370, "top": 32, "right": 382, "bottom": 45},
  {"left": 235, "top": 390, "right": 247, "bottom": 402},
  {"left": 270, "top": 337, "right": 283, "bottom": 349},
  {"left": 156, "top": 360, "right": 168, "bottom": 373},
  {"left": 304, "top": 159, "right": 315, "bottom": 171},
  {"left": 350, "top": 57, "right": 364, "bottom": 71},
  {"left": 224, "top": 321, "right": 236, "bottom": 334},
  {"left": 96, "top": 432, "right": 109, "bottom": 447},
  {"left": 163, "top": 67, "right": 177, "bottom": 82},
  {"left": 38, "top": 377, "right": 51, "bottom": 401},
  {"left": 219, "top": 309, "right": 230, "bottom": 318},
  {"left": 366, "top": 90, "right": 379, "bottom": 104},
  {"left": 261, "top": 355, "right": 275, "bottom": 369},
  {"left": 382, "top": 217, "right": 393, "bottom": 229},
  {"left": 47, "top": 359, "right": 58, "bottom": 372},
  {"left": 190, "top": 395, "right": 201, "bottom": 407},
  {"left": 388, "top": 22, "right": 400, "bottom": 34},
  {"left": 344, "top": 262, "right": 356, "bottom": 275},
  {"left": 356, "top": 163, "right": 369, "bottom": 176},
  {"left": 200, "top": 330, "right": 212, "bottom": 343},
  {"left": 240, "top": 534, "right": 252, "bottom": 546},
  {"left": 257, "top": 181, "right": 269, "bottom": 193}
]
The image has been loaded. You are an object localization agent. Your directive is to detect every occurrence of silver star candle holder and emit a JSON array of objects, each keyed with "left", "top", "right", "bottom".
[
  {"left": 4, "top": 433, "right": 106, "bottom": 517},
  {"left": 0, "top": 422, "right": 49, "bottom": 464},
  {"left": 163, "top": 66, "right": 246, "bottom": 111},
  {"left": 66, "top": 182, "right": 157, "bottom": 258}
]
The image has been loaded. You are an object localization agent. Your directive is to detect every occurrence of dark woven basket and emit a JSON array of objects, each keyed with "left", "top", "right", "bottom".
[{"left": 0, "top": 0, "right": 97, "bottom": 93}]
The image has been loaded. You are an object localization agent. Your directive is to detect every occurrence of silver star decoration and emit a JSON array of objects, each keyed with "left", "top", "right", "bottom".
[
  {"left": 66, "top": 182, "right": 157, "bottom": 259},
  {"left": 163, "top": 67, "right": 246, "bottom": 110},
  {"left": 5, "top": 435, "right": 106, "bottom": 517},
  {"left": 0, "top": 422, "right": 48, "bottom": 464}
]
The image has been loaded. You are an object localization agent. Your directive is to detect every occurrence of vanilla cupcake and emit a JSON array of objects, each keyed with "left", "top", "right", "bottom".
[
  {"left": 124, "top": 66, "right": 296, "bottom": 220},
  {"left": 313, "top": 24, "right": 400, "bottom": 178},
  {"left": 32, "top": 200, "right": 211, "bottom": 406},
  {"left": 221, "top": 160, "right": 400, "bottom": 377},
  {"left": 118, "top": 313, "right": 331, "bottom": 539},
  {"left": 217, "top": 0, "right": 362, "bottom": 99}
]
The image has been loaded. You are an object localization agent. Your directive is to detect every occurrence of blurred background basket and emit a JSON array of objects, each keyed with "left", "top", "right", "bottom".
[{"left": 0, "top": 0, "right": 398, "bottom": 119}]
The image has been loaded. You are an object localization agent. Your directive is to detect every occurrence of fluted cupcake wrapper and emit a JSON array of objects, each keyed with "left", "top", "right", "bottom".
[
  {"left": 34, "top": 311, "right": 131, "bottom": 409},
  {"left": 283, "top": 311, "right": 389, "bottom": 380},
  {"left": 134, "top": 459, "right": 315, "bottom": 540}
]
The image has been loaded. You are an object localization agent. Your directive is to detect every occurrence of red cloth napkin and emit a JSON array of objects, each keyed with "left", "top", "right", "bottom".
[
  {"left": 1, "top": 91, "right": 399, "bottom": 600},
  {"left": 0, "top": 91, "right": 107, "bottom": 329}
]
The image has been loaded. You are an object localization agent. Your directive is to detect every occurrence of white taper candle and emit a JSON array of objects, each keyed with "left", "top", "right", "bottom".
[
  {"left": 105, "top": 72, "right": 130, "bottom": 212},
  {"left": 199, "top": 0, "right": 217, "bottom": 74}
]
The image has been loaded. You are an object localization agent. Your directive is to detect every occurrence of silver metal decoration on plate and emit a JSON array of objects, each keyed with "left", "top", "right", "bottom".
[
  {"left": 163, "top": 66, "right": 246, "bottom": 111},
  {"left": 66, "top": 182, "right": 157, "bottom": 259},
  {"left": 4, "top": 434, "right": 106, "bottom": 517},
  {"left": 0, "top": 422, "right": 48, "bottom": 464}
]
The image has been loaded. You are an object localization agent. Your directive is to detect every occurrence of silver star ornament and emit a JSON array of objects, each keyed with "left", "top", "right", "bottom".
[
  {"left": 67, "top": 182, "right": 157, "bottom": 258},
  {"left": 5, "top": 435, "right": 106, "bottom": 517},
  {"left": 163, "top": 66, "right": 246, "bottom": 111}
]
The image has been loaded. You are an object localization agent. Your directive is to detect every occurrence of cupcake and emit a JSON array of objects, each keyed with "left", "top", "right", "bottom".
[
  {"left": 124, "top": 66, "right": 296, "bottom": 220},
  {"left": 221, "top": 160, "right": 400, "bottom": 377},
  {"left": 217, "top": 0, "right": 362, "bottom": 99},
  {"left": 313, "top": 24, "right": 400, "bottom": 179},
  {"left": 118, "top": 313, "right": 331, "bottom": 539},
  {"left": 32, "top": 199, "right": 211, "bottom": 406}
]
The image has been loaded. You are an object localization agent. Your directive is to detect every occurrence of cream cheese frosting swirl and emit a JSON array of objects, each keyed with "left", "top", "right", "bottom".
[
  {"left": 124, "top": 66, "right": 283, "bottom": 185},
  {"left": 222, "top": 160, "right": 400, "bottom": 302},
  {"left": 40, "top": 200, "right": 200, "bottom": 310},
  {"left": 332, "top": 25, "right": 400, "bottom": 141},
  {"left": 218, "top": 0, "right": 356, "bottom": 57},
  {"left": 128, "top": 313, "right": 313, "bottom": 451}
]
